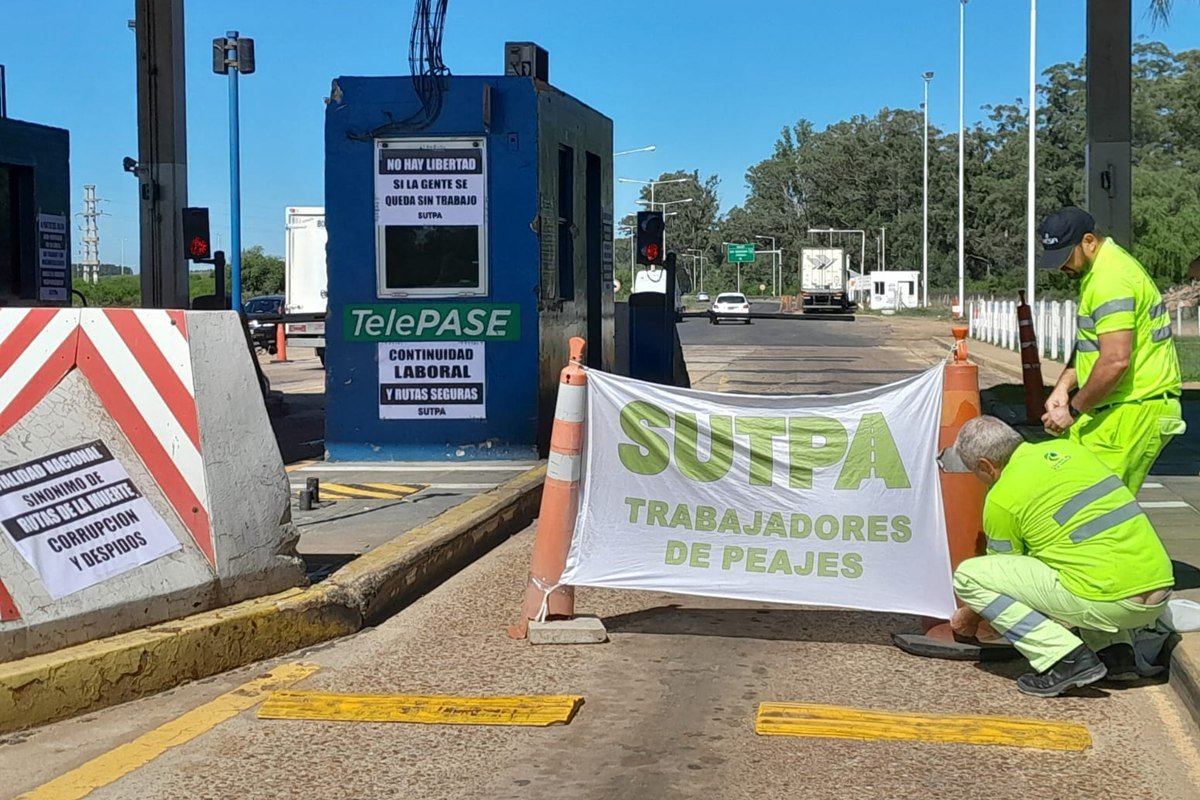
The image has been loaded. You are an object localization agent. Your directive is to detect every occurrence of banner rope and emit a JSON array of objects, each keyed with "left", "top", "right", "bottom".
[{"left": 532, "top": 575, "right": 561, "bottom": 624}]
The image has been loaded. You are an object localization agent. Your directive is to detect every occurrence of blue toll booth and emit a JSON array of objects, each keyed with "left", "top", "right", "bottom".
[
  {"left": 0, "top": 117, "right": 71, "bottom": 306},
  {"left": 324, "top": 46, "right": 613, "bottom": 460}
]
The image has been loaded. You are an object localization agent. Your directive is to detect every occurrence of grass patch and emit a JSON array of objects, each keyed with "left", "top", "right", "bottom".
[{"left": 1177, "top": 337, "right": 1200, "bottom": 382}]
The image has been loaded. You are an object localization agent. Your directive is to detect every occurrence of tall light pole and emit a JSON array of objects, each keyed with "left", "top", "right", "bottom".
[
  {"left": 957, "top": 0, "right": 967, "bottom": 316},
  {"left": 1026, "top": 0, "right": 1037, "bottom": 305},
  {"left": 756, "top": 235, "right": 777, "bottom": 296},
  {"left": 922, "top": 71, "right": 934, "bottom": 308},
  {"left": 685, "top": 248, "right": 706, "bottom": 293},
  {"left": 213, "top": 31, "right": 254, "bottom": 310}
]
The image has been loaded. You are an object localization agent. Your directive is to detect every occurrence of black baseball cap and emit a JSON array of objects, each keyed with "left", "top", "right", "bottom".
[{"left": 1037, "top": 207, "right": 1095, "bottom": 270}]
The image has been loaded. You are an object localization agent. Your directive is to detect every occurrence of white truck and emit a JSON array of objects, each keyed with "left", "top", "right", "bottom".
[
  {"left": 282, "top": 207, "right": 327, "bottom": 362},
  {"left": 800, "top": 247, "right": 850, "bottom": 312}
]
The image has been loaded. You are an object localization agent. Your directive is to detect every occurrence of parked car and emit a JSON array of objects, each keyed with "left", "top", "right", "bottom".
[
  {"left": 244, "top": 294, "right": 285, "bottom": 352},
  {"left": 710, "top": 292, "right": 751, "bottom": 324},
  {"left": 696, "top": 292, "right": 710, "bottom": 302}
]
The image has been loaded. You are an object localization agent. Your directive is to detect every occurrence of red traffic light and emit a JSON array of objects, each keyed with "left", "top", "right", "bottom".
[
  {"left": 188, "top": 236, "right": 210, "bottom": 259},
  {"left": 643, "top": 242, "right": 660, "bottom": 263}
]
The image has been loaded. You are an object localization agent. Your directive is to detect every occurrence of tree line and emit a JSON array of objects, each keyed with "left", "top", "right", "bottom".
[{"left": 619, "top": 41, "right": 1200, "bottom": 299}]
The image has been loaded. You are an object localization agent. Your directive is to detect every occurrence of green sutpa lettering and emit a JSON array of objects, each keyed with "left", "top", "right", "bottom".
[
  {"left": 626, "top": 498, "right": 911, "bottom": 543},
  {"left": 664, "top": 540, "right": 863, "bottom": 579},
  {"left": 617, "top": 403, "right": 910, "bottom": 490}
]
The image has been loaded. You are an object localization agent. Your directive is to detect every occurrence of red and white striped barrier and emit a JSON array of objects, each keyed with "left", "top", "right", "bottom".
[{"left": 0, "top": 309, "right": 302, "bottom": 659}]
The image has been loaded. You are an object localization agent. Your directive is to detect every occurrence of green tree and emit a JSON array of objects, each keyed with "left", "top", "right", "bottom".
[{"left": 240, "top": 245, "right": 285, "bottom": 298}]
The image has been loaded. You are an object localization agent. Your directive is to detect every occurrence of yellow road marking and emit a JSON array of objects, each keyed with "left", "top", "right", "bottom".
[
  {"left": 362, "top": 482, "right": 420, "bottom": 493},
  {"left": 18, "top": 663, "right": 318, "bottom": 800},
  {"left": 755, "top": 702, "right": 1092, "bottom": 751},
  {"left": 258, "top": 691, "right": 583, "bottom": 727},
  {"left": 309, "top": 483, "right": 425, "bottom": 500},
  {"left": 1145, "top": 684, "right": 1200, "bottom": 782},
  {"left": 285, "top": 460, "right": 316, "bottom": 473}
]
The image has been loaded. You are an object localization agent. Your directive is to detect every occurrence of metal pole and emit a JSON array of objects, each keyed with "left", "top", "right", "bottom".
[
  {"left": 923, "top": 73, "right": 932, "bottom": 307},
  {"left": 227, "top": 31, "right": 243, "bottom": 311},
  {"left": 881, "top": 227, "right": 886, "bottom": 271},
  {"left": 1026, "top": 0, "right": 1037, "bottom": 305},
  {"left": 958, "top": 0, "right": 967, "bottom": 315}
]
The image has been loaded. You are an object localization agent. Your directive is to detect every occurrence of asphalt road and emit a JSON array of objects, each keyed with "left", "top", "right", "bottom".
[{"left": 6, "top": 317, "right": 1199, "bottom": 800}]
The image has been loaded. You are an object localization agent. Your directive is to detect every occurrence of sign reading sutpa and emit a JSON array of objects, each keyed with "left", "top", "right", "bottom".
[
  {"left": 560, "top": 367, "right": 956, "bottom": 619},
  {"left": 0, "top": 441, "right": 182, "bottom": 599},
  {"left": 345, "top": 303, "right": 520, "bottom": 342},
  {"left": 378, "top": 342, "right": 485, "bottom": 419},
  {"left": 375, "top": 144, "right": 485, "bottom": 227}
]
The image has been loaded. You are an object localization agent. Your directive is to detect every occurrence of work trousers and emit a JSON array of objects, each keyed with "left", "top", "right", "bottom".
[
  {"left": 952, "top": 555, "right": 1167, "bottom": 672},
  {"left": 1070, "top": 397, "right": 1185, "bottom": 493}
]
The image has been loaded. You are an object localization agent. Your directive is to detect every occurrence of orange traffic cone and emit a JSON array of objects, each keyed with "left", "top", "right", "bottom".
[
  {"left": 507, "top": 337, "right": 587, "bottom": 640},
  {"left": 893, "top": 327, "right": 1014, "bottom": 660}
]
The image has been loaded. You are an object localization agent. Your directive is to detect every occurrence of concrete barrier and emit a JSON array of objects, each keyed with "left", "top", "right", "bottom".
[{"left": 0, "top": 308, "right": 304, "bottom": 661}]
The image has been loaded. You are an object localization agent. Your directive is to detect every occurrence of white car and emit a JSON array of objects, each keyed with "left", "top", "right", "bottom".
[{"left": 710, "top": 292, "right": 751, "bottom": 324}]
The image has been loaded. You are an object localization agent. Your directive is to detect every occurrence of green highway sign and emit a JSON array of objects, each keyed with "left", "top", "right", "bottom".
[{"left": 726, "top": 243, "right": 756, "bottom": 263}]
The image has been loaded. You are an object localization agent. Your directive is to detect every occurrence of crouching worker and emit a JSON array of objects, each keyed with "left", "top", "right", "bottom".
[{"left": 944, "top": 416, "right": 1173, "bottom": 697}]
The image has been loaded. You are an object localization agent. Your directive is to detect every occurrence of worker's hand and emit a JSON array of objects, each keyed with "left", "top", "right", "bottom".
[
  {"left": 951, "top": 606, "right": 982, "bottom": 638},
  {"left": 1045, "top": 387, "right": 1069, "bottom": 413},
  {"left": 1041, "top": 404, "right": 1074, "bottom": 435}
]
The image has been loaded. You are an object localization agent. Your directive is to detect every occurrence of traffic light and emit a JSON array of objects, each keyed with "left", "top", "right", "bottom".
[
  {"left": 181, "top": 207, "right": 212, "bottom": 261},
  {"left": 636, "top": 211, "right": 665, "bottom": 266},
  {"left": 212, "top": 38, "right": 230, "bottom": 74},
  {"left": 236, "top": 38, "right": 256, "bottom": 74}
]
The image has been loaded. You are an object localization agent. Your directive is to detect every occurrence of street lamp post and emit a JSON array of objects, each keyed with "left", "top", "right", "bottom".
[
  {"left": 756, "top": 235, "right": 777, "bottom": 296},
  {"left": 922, "top": 71, "right": 934, "bottom": 307},
  {"left": 1026, "top": 0, "right": 1037, "bottom": 305},
  {"left": 685, "top": 248, "right": 706, "bottom": 293},
  {"left": 958, "top": 0, "right": 968, "bottom": 316}
]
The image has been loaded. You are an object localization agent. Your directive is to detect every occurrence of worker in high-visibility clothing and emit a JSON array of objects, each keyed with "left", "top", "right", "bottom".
[
  {"left": 1037, "top": 207, "right": 1186, "bottom": 492},
  {"left": 945, "top": 416, "right": 1173, "bottom": 697}
]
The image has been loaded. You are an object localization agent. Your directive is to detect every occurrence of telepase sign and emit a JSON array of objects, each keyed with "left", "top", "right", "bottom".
[
  {"left": 0, "top": 441, "right": 181, "bottom": 599},
  {"left": 344, "top": 303, "right": 520, "bottom": 342},
  {"left": 560, "top": 367, "right": 957, "bottom": 618}
]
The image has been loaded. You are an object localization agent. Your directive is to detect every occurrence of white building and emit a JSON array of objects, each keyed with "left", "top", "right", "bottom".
[{"left": 868, "top": 270, "right": 919, "bottom": 311}]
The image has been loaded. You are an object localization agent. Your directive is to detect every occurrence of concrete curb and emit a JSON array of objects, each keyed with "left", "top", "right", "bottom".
[{"left": 0, "top": 465, "right": 545, "bottom": 734}]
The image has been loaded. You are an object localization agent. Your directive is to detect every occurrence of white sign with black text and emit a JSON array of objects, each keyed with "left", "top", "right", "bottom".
[
  {"left": 378, "top": 342, "right": 486, "bottom": 420},
  {"left": 375, "top": 142, "right": 486, "bottom": 228},
  {"left": 0, "top": 442, "right": 182, "bottom": 599},
  {"left": 37, "top": 213, "right": 69, "bottom": 302}
]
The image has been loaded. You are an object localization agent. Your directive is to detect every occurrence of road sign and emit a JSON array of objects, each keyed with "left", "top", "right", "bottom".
[{"left": 726, "top": 243, "right": 755, "bottom": 263}]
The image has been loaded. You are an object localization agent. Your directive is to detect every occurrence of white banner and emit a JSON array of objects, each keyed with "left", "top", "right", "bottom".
[
  {"left": 0, "top": 441, "right": 182, "bottom": 599},
  {"left": 561, "top": 367, "right": 955, "bottom": 618}
]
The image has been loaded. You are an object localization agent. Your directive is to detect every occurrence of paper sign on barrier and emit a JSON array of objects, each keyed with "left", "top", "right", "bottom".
[{"left": 561, "top": 366, "right": 956, "bottom": 619}]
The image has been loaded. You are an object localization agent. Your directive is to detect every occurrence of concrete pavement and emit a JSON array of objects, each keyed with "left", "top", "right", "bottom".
[{"left": 6, "top": 316, "right": 1199, "bottom": 799}]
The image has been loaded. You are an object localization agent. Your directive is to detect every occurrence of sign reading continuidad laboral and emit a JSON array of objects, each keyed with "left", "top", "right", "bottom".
[
  {"left": 0, "top": 441, "right": 182, "bottom": 599},
  {"left": 378, "top": 342, "right": 485, "bottom": 419},
  {"left": 345, "top": 303, "right": 520, "bottom": 342},
  {"left": 561, "top": 367, "right": 956, "bottom": 618}
]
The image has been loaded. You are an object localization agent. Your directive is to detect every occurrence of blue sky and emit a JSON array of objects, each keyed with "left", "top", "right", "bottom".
[{"left": 4, "top": 0, "right": 1199, "bottom": 269}]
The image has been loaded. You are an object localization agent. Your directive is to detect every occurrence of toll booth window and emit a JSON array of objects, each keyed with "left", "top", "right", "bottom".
[
  {"left": 375, "top": 138, "right": 488, "bottom": 297},
  {"left": 381, "top": 225, "right": 480, "bottom": 291}
]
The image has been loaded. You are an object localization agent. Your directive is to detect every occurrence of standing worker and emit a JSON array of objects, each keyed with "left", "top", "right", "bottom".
[
  {"left": 1037, "top": 207, "right": 1185, "bottom": 492},
  {"left": 946, "top": 416, "right": 1174, "bottom": 697}
]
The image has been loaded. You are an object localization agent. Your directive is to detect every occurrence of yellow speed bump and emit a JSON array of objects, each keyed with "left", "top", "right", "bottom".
[
  {"left": 258, "top": 691, "right": 584, "bottom": 727},
  {"left": 314, "top": 483, "right": 426, "bottom": 500},
  {"left": 755, "top": 702, "right": 1092, "bottom": 751}
]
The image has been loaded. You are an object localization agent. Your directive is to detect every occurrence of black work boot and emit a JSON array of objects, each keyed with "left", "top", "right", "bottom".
[
  {"left": 1096, "top": 643, "right": 1139, "bottom": 682},
  {"left": 1016, "top": 645, "right": 1107, "bottom": 697}
]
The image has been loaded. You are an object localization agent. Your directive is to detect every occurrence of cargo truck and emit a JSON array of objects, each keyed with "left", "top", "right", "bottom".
[
  {"left": 799, "top": 247, "right": 850, "bottom": 312},
  {"left": 282, "top": 207, "right": 327, "bottom": 363}
]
